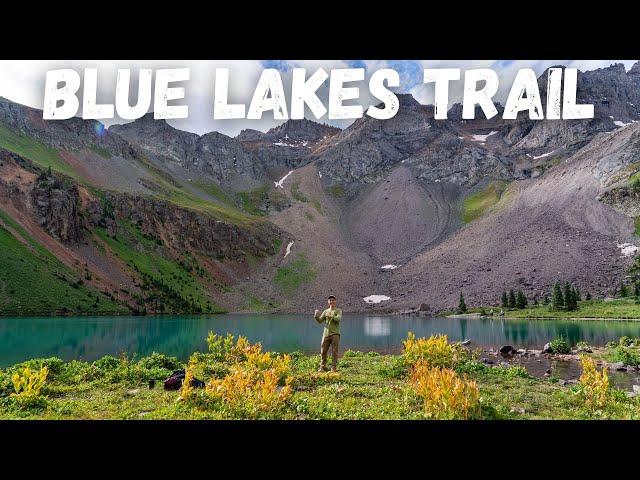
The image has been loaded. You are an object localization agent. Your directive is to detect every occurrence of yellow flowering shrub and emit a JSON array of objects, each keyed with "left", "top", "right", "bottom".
[
  {"left": 206, "top": 363, "right": 292, "bottom": 418},
  {"left": 403, "top": 332, "right": 466, "bottom": 368},
  {"left": 409, "top": 360, "right": 480, "bottom": 420},
  {"left": 206, "top": 333, "right": 263, "bottom": 364},
  {"left": 179, "top": 363, "right": 196, "bottom": 402},
  {"left": 579, "top": 355, "right": 610, "bottom": 411},
  {"left": 11, "top": 366, "right": 48, "bottom": 398},
  {"left": 197, "top": 336, "right": 293, "bottom": 418}
]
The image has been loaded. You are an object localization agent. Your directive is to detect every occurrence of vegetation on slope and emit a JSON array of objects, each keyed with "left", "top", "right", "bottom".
[
  {"left": 274, "top": 255, "right": 316, "bottom": 294},
  {"left": 95, "top": 221, "right": 225, "bottom": 314},
  {"left": 0, "top": 123, "right": 77, "bottom": 178},
  {"left": 0, "top": 209, "right": 127, "bottom": 316},
  {"left": 462, "top": 180, "right": 508, "bottom": 224},
  {"left": 0, "top": 122, "right": 262, "bottom": 226}
]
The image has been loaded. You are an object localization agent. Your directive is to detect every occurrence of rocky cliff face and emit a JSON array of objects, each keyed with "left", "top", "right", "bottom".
[
  {"left": 110, "top": 114, "right": 267, "bottom": 189},
  {"left": 0, "top": 97, "right": 137, "bottom": 160},
  {"left": 314, "top": 94, "right": 511, "bottom": 188},
  {"left": 89, "top": 192, "right": 279, "bottom": 262},
  {"left": 31, "top": 171, "right": 85, "bottom": 244},
  {"left": 500, "top": 63, "right": 640, "bottom": 155},
  {"left": 314, "top": 95, "right": 441, "bottom": 186},
  {"left": 237, "top": 119, "right": 340, "bottom": 176}
]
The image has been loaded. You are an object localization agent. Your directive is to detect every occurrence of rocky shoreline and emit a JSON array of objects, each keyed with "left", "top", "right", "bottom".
[{"left": 470, "top": 341, "right": 640, "bottom": 395}]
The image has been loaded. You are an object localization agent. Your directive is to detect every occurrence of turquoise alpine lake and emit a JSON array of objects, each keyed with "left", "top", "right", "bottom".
[{"left": 1, "top": 314, "right": 640, "bottom": 367}]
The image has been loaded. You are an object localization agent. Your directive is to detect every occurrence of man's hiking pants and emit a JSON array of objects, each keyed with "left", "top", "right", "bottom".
[{"left": 320, "top": 334, "right": 340, "bottom": 370}]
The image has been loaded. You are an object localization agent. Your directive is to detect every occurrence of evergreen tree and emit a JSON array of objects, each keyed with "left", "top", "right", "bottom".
[
  {"left": 564, "top": 282, "right": 577, "bottom": 311},
  {"left": 551, "top": 282, "right": 564, "bottom": 310},
  {"left": 508, "top": 290, "right": 516, "bottom": 309},
  {"left": 575, "top": 287, "right": 581, "bottom": 302},
  {"left": 533, "top": 295, "right": 538, "bottom": 305},
  {"left": 565, "top": 284, "right": 578, "bottom": 311},
  {"left": 634, "top": 283, "right": 640, "bottom": 298},
  {"left": 501, "top": 291, "right": 508, "bottom": 308},
  {"left": 585, "top": 292, "right": 592, "bottom": 301},
  {"left": 516, "top": 290, "right": 527, "bottom": 309},
  {"left": 543, "top": 295, "right": 549, "bottom": 305},
  {"left": 620, "top": 282, "right": 629, "bottom": 298},
  {"left": 458, "top": 292, "right": 467, "bottom": 313}
]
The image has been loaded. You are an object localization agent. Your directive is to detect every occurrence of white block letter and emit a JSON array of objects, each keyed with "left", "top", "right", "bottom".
[
  {"left": 214, "top": 68, "right": 245, "bottom": 119},
  {"left": 367, "top": 69, "right": 400, "bottom": 120},
  {"left": 546, "top": 68, "right": 563, "bottom": 120},
  {"left": 247, "top": 69, "right": 288, "bottom": 120},
  {"left": 463, "top": 69, "right": 499, "bottom": 119},
  {"left": 329, "top": 68, "right": 364, "bottom": 120},
  {"left": 423, "top": 68, "right": 460, "bottom": 119},
  {"left": 115, "top": 69, "right": 152, "bottom": 120},
  {"left": 43, "top": 69, "right": 80, "bottom": 120},
  {"left": 82, "top": 68, "right": 115, "bottom": 119},
  {"left": 503, "top": 69, "right": 544, "bottom": 120},
  {"left": 154, "top": 68, "right": 189, "bottom": 119},
  {"left": 562, "top": 68, "right": 593, "bottom": 119},
  {"left": 291, "top": 68, "right": 328, "bottom": 120}
]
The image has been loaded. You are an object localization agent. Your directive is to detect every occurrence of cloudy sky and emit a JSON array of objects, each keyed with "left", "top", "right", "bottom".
[{"left": 0, "top": 60, "right": 637, "bottom": 137}]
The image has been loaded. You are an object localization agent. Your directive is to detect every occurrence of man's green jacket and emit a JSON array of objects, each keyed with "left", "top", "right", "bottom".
[{"left": 315, "top": 308, "right": 342, "bottom": 337}]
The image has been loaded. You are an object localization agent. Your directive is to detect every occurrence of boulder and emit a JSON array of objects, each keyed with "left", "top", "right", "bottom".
[
  {"left": 608, "top": 362, "right": 626, "bottom": 371},
  {"left": 499, "top": 345, "right": 517, "bottom": 357}
]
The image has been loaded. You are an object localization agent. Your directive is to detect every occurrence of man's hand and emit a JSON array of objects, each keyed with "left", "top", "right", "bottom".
[{"left": 314, "top": 309, "right": 320, "bottom": 316}]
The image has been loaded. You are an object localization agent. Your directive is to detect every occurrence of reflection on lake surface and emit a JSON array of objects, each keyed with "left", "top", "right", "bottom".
[{"left": 1, "top": 314, "right": 640, "bottom": 367}]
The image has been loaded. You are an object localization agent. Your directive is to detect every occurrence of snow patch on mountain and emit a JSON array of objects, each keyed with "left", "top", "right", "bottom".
[
  {"left": 363, "top": 295, "right": 391, "bottom": 304},
  {"left": 471, "top": 131, "right": 498, "bottom": 143},
  {"left": 618, "top": 243, "right": 638, "bottom": 257},
  {"left": 275, "top": 170, "right": 294, "bottom": 188}
]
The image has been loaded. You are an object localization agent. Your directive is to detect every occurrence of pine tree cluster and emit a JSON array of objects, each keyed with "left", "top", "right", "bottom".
[
  {"left": 500, "top": 289, "right": 528, "bottom": 310},
  {"left": 550, "top": 281, "right": 581, "bottom": 311}
]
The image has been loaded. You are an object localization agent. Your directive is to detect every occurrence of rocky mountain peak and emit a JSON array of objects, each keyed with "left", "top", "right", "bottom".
[
  {"left": 265, "top": 118, "right": 340, "bottom": 143},
  {"left": 235, "top": 128, "right": 264, "bottom": 142},
  {"left": 396, "top": 93, "right": 422, "bottom": 109},
  {"left": 110, "top": 112, "right": 180, "bottom": 138},
  {"left": 629, "top": 61, "right": 640, "bottom": 76}
]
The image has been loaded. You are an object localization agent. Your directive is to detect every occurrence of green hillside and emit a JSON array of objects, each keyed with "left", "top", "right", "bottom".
[
  {"left": 95, "top": 221, "right": 225, "bottom": 314},
  {"left": 0, "top": 210, "right": 127, "bottom": 316},
  {"left": 0, "top": 123, "right": 77, "bottom": 178}
]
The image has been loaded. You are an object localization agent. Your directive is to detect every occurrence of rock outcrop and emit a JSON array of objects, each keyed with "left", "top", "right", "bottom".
[{"left": 31, "top": 171, "right": 85, "bottom": 244}]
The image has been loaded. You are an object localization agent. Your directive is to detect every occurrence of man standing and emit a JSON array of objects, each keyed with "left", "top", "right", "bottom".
[{"left": 314, "top": 295, "right": 342, "bottom": 372}]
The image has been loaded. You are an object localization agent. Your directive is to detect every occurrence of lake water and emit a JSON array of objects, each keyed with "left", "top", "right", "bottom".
[{"left": 1, "top": 314, "right": 640, "bottom": 368}]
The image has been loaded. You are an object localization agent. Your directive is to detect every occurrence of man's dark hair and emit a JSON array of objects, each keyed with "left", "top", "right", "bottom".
[{"left": 327, "top": 295, "right": 336, "bottom": 300}]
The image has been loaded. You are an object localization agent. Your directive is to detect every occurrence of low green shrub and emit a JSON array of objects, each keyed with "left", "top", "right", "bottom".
[
  {"left": 607, "top": 346, "right": 640, "bottom": 366},
  {"left": 0, "top": 369, "right": 12, "bottom": 397},
  {"left": 618, "top": 336, "right": 634, "bottom": 347},
  {"left": 206, "top": 332, "right": 236, "bottom": 361},
  {"left": 56, "top": 360, "right": 100, "bottom": 384},
  {"left": 7, "top": 357, "right": 64, "bottom": 379},
  {"left": 549, "top": 336, "right": 571, "bottom": 354},
  {"left": 343, "top": 350, "right": 364, "bottom": 358},
  {"left": 92, "top": 355, "right": 120, "bottom": 371},
  {"left": 378, "top": 356, "right": 408, "bottom": 379},
  {"left": 137, "top": 352, "right": 181, "bottom": 371}
]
